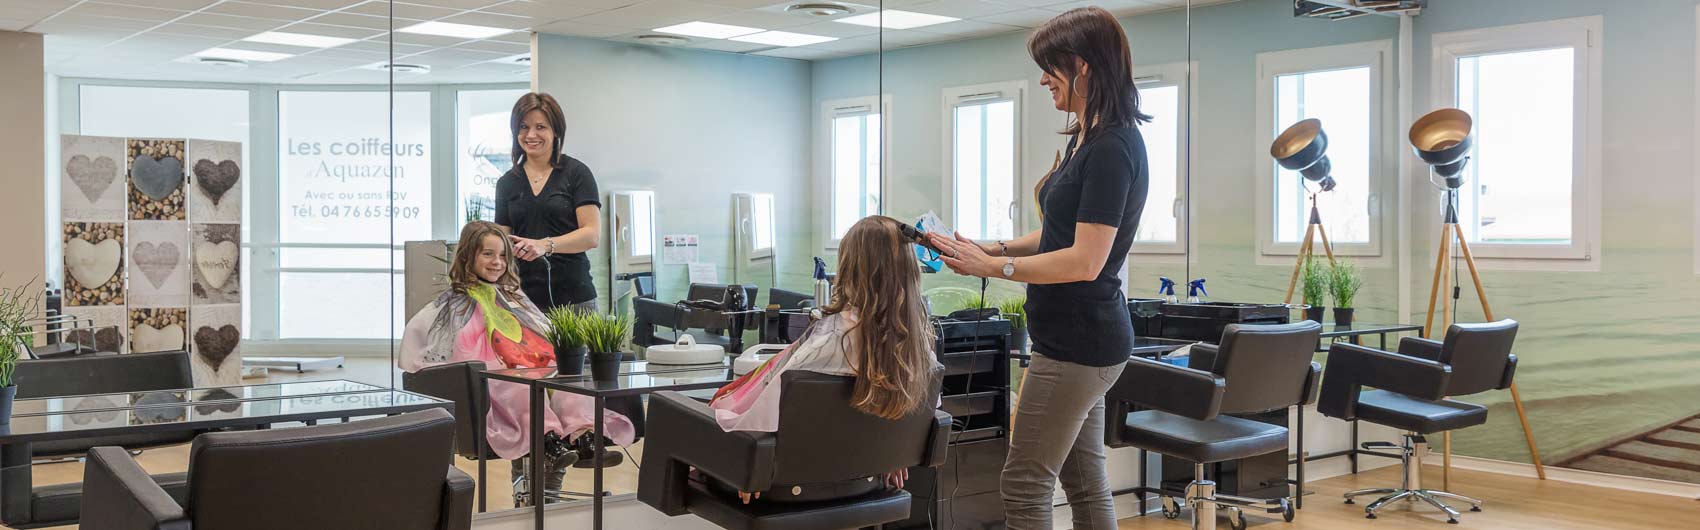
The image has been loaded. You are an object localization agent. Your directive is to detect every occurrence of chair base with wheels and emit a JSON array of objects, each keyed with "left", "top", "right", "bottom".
[{"left": 1344, "top": 434, "right": 1481, "bottom": 524}]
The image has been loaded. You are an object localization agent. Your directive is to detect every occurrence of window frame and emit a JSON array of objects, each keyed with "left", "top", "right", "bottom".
[
  {"left": 817, "top": 95, "right": 890, "bottom": 250},
  {"left": 940, "top": 80, "right": 1025, "bottom": 243},
  {"left": 1130, "top": 62, "right": 1192, "bottom": 256},
  {"left": 1255, "top": 40, "right": 1391, "bottom": 260},
  {"left": 1431, "top": 16, "right": 1601, "bottom": 267}
]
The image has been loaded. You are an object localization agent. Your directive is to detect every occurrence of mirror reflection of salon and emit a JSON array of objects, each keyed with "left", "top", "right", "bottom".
[
  {"left": 608, "top": 190, "right": 658, "bottom": 321},
  {"left": 732, "top": 192, "right": 779, "bottom": 303}
]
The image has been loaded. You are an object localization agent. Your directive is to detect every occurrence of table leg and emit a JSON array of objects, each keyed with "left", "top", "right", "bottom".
[
  {"left": 1137, "top": 447, "right": 1147, "bottom": 516},
  {"left": 594, "top": 396, "right": 606, "bottom": 530},
  {"left": 1, "top": 442, "right": 32, "bottom": 525},
  {"left": 532, "top": 385, "right": 545, "bottom": 529},
  {"left": 476, "top": 420, "right": 488, "bottom": 513},
  {"left": 1295, "top": 406, "right": 1304, "bottom": 509},
  {"left": 1350, "top": 419, "right": 1360, "bottom": 474}
]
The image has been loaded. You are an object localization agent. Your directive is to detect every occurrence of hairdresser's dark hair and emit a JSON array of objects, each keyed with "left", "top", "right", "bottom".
[
  {"left": 510, "top": 92, "right": 567, "bottom": 169},
  {"left": 1027, "top": 6, "right": 1152, "bottom": 138}
]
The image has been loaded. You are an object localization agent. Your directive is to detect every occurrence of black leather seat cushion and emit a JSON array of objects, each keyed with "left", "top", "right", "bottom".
[
  {"left": 1355, "top": 390, "right": 1487, "bottom": 434},
  {"left": 29, "top": 472, "right": 188, "bottom": 527},
  {"left": 1119, "top": 410, "right": 1288, "bottom": 464},
  {"left": 683, "top": 479, "right": 911, "bottom": 530}
]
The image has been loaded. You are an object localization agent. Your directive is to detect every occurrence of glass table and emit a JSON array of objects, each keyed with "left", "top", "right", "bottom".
[
  {"left": 1319, "top": 322, "right": 1424, "bottom": 350},
  {"left": 0, "top": 379, "right": 447, "bottom": 527},
  {"left": 480, "top": 359, "right": 734, "bottom": 530}
]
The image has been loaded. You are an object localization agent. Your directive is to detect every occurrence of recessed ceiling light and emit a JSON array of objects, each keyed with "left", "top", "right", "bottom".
[
  {"left": 362, "top": 62, "right": 431, "bottom": 73},
  {"left": 787, "top": 3, "right": 854, "bottom": 17},
  {"left": 397, "top": 21, "right": 513, "bottom": 39},
  {"left": 196, "top": 57, "right": 248, "bottom": 68},
  {"left": 242, "top": 31, "right": 356, "bottom": 48},
  {"left": 653, "top": 21, "right": 763, "bottom": 39},
  {"left": 194, "top": 47, "right": 293, "bottom": 62},
  {"left": 730, "top": 31, "right": 838, "bottom": 47},
  {"left": 835, "top": 9, "right": 959, "bottom": 30},
  {"left": 494, "top": 53, "right": 531, "bottom": 66},
  {"left": 635, "top": 34, "right": 691, "bottom": 46}
]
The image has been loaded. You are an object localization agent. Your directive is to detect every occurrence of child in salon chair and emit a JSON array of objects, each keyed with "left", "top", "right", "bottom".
[
  {"left": 708, "top": 215, "right": 944, "bottom": 503},
  {"left": 399, "top": 221, "right": 635, "bottom": 507}
]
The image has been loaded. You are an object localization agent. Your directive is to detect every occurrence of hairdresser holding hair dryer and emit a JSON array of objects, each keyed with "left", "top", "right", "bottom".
[
  {"left": 928, "top": 7, "right": 1149, "bottom": 529},
  {"left": 496, "top": 92, "right": 601, "bottom": 314}
]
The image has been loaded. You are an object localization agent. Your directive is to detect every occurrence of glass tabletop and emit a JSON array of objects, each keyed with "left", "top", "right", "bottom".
[
  {"left": 541, "top": 367, "right": 734, "bottom": 397},
  {"left": 1319, "top": 323, "right": 1423, "bottom": 337},
  {"left": 1, "top": 389, "right": 445, "bottom": 442},
  {"left": 482, "top": 358, "right": 733, "bottom": 384},
  {"left": 11, "top": 380, "right": 385, "bottom": 418}
]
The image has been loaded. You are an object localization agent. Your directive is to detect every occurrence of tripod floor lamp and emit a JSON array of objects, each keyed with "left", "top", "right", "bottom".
[
  {"left": 1410, "top": 108, "right": 1546, "bottom": 485},
  {"left": 1272, "top": 118, "right": 1341, "bottom": 306}
]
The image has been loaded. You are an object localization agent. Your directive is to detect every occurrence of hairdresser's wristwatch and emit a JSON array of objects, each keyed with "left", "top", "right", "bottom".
[{"left": 1001, "top": 257, "right": 1016, "bottom": 278}]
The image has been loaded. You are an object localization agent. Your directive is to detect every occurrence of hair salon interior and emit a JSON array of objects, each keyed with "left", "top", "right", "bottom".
[{"left": 1, "top": 0, "right": 1699, "bottom": 529}]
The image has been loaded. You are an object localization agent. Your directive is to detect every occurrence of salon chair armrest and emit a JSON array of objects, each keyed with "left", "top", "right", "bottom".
[
  {"left": 1397, "top": 337, "right": 1445, "bottom": 362},
  {"left": 1301, "top": 362, "right": 1323, "bottom": 406},
  {"left": 1318, "top": 342, "right": 1452, "bottom": 421},
  {"left": 1106, "top": 357, "right": 1225, "bottom": 422},
  {"left": 437, "top": 467, "right": 475, "bottom": 530},
  {"left": 81, "top": 446, "right": 190, "bottom": 530},
  {"left": 1498, "top": 354, "right": 1518, "bottom": 390},
  {"left": 638, "top": 391, "right": 776, "bottom": 516},
  {"left": 923, "top": 409, "right": 952, "bottom": 468},
  {"left": 1185, "top": 343, "right": 1219, "bottom": 372}
]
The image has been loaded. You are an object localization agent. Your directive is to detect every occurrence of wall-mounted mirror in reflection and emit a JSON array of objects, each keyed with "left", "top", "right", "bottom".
[
  {"left": 731, "top": 192, "right": 778, "bottom": 302},
  {"left": 608, "top": 189, "right": 658, "bottom": 321}
]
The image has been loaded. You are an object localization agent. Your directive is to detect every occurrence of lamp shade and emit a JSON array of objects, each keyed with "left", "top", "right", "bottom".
[
  {"left": 1410, "top": 108, "right": 1473, "bottom": 182},
  {"left": 1272, "top": 118, "right": 1327, "bottom": 172}
]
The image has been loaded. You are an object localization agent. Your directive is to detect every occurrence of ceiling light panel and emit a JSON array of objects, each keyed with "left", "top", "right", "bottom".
[
  {"left": 834, "top": 9, "right": 959, "bottom": 30},
  {"left": 243, "top": 31, "right": 356, "bottom": 48},
  {"left": 194, "top": 47, "right": 294, "bottom": 62},
  {"left": 397, "top": 21, "right": 514, "bottom": 39},
  {"left": 653, "top": 21, "right": 763, "bottom": 39},
  {"left": 730, "top": 30, "right": 837, "bottom": 47}
]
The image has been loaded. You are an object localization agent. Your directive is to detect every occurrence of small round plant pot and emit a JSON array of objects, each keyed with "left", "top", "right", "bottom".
[
  {"left": 589, "top": 351, "right": 621, "bottom": 381},
  {"left": 1304, "top": 306, "right": 1327, "bottom": 323},
  {"left": 555, "top": 346, "right": 587, "bottom": 376},
  {"left": 1333, "top": 308, "right": 1355, "bottom": 327},
  {"left": 0, "top": 385, "right": 14, "bottom": 425}
]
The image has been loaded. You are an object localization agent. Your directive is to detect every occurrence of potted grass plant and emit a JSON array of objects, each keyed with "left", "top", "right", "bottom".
[
  {"left": 1329, "top": 260, "right": 1364, "bottom": 326},
  {"left": 545, "top": 307, "right": 590, "bottom": 375},
  {"left": 0, "top": 277, "right": 41, "bottom": 424},
  {"left": 581, "top": 312, "right": 632, "bottom": 381},
  {"left": 998, "top": 297, "right": 1028, "bottom": 355},
  {"left": 1301, "top": 255, "right": 1329, "bottom": 323}
]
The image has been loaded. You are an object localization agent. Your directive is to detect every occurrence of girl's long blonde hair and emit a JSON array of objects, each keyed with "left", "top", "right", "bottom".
[
  {"left": 824, "top": 215, "right": 936, "bottom": 420},
  {"left": 449, "top": 221, "right": 523, "bottom": 295}
]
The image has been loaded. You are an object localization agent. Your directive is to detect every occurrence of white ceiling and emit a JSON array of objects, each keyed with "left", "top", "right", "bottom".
[{"left": 1, "top": 0, "right": 1201, "bottom": 85}]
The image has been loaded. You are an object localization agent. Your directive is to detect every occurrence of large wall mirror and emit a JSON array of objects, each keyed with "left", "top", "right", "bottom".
[{"left": 608, "top": 189, "right": 658, "bottom": 320}]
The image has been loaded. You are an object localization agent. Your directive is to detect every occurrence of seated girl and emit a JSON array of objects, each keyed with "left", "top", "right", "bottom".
[
  {"left": 400, "top": 221, "right": 635, "bottom": 506},
  {"left": 709, "top": 215, "right": 944, "bottom": 501}
]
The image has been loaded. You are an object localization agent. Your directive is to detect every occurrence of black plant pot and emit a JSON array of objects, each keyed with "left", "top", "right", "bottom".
[
  {"left": 1333, "top": 307, "right": 1355, "bottom": 326},
  {"left": 1304, "top": 306, "right": 1327, "bottom": 323},
  {"left": 0, "top": 385, "right": 13, "bottom": 425},
  {"left": 555, "top": 345, "right": 587, "bottom": 376},
  {"left": 589, "top": 351, "right": 621, "bottom": 381}
]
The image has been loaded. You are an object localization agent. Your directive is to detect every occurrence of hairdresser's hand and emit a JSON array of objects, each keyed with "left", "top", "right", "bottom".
[
  {"left": 509, "top": 235, "right": 543, "bottom": 262},
  {"left": 931, "top": 232, "right": 1000, "bottom": 278},
  {"left": 884, "top": 468, "right": 908, "bottom": 489}
]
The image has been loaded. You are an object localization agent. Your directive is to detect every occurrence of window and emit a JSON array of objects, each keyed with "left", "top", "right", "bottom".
[
  {"left": 1255, "top": 41, "right": 1388, "bottom": 257},
  {"left": 456, "top": 88, "right": 526, "bottom": 224},
  {"left": 277, "top": 90, "right": 432, "bottom": 338},
  {"left": 1132, "top": 63, "right": 1189, "bottom": 254},
  {"left": 823, "top": 96, "right": 885, "bottom": 243},
  {"left": 1433, "top": 17, "right": 1600, "bottom": 267},
  {"left": 752, "top": 193, "right": 775, "bottom": 254},
  {"left": 610, "top": 190, "right": 654, "bottom": 265},
  {"left": 945, "top": 82, "right": 1022, "bottom": 241},
  {"left": 78, "top": 85, "right": 252, "bottom": 335}
]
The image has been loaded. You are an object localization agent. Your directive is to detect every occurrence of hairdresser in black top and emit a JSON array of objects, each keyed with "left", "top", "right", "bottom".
[
  {"left": 495, "top": 92, "right": 601, "bottom": 313},
  {"left": 928, "top": 8, "right": 1148, "bottom": 530}
]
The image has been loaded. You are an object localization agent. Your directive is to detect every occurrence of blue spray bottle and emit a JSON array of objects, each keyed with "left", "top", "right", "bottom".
[
  {"left": 1158, "top": 277, "right": 1178, "bottom": 304},
  {"left": 1187, "top": 279, "right": 1208, "bottom": 304}
]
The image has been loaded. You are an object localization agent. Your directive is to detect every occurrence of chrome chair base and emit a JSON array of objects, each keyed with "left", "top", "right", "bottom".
[{"left": 1347, "top": 434, "right": 1483, "bottom": 524}]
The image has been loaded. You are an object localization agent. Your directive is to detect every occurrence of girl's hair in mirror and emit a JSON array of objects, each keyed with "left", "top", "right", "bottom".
[
  {"left": 825, "top": 215, "right": 938, "bottom": 420},
  {"left": 449, "top": 221, "right": 522, "bottom": 295}
]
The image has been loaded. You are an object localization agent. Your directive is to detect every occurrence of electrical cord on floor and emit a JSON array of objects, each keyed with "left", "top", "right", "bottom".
[{"left": 940, "top": 276, "right": 991, "bottom": 530}]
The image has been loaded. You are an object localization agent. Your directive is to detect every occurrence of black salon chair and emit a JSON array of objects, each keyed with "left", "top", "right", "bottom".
[
  {"left": 80, "top": 408, "right": 473, "bottom": 530},
  {"left": 15, "top": 351, "right": 198, "bottom": 458},
  {"left": 401, "top": 361, "right": 646, "bottom": 510},
  {"left": 1106, "top": 321, "right": 1321, "bottom": 530},
  {"left": 767, "top": 288, "right": 813, "bottom": 310},
  {"left": 1318, "top": 320, "right": 1518, "bottom": 523},
  {"left": 633, "top": 283, "right": 760, "bottom": 349},
  {"left": 639, "top": 371, "right": 950, "bottom": 530}
]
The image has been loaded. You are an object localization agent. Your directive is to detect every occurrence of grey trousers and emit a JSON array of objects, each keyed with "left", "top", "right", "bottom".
[{"left": 1003, "top": 352, "right": 1126, "bottom": 530}]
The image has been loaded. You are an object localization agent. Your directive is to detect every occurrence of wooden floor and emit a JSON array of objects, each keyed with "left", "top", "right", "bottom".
[{"left": 1118, "top": 465, "right": 1696, "bottom": 530}]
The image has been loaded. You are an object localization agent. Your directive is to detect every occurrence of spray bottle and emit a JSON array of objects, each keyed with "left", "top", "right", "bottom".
[
  {"left": 1187, "top": 279, "right": 1209, "bottom": 304},
  {"left": 812, "top": 257, "right": 831, "bottom": 307},
  {"left": 1158, "top": 277, "right": 1178, "bottom": 304}
]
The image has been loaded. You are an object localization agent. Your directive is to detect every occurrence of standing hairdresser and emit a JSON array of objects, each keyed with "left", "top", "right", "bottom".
[
  {"left": 928, "top": 7, "right": 1149, "bottom": 529},
  {"left": 496, "top": 92, "right": 601, "bottom": 313}
]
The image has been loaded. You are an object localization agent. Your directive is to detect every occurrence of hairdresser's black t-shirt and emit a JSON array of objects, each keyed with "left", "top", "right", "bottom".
[
  {"left": 494, "top": 156, "right": 600, "bottom": 309},
  {"left": 1025, "top": 125, "right": 1149, "bottom": 367}
]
